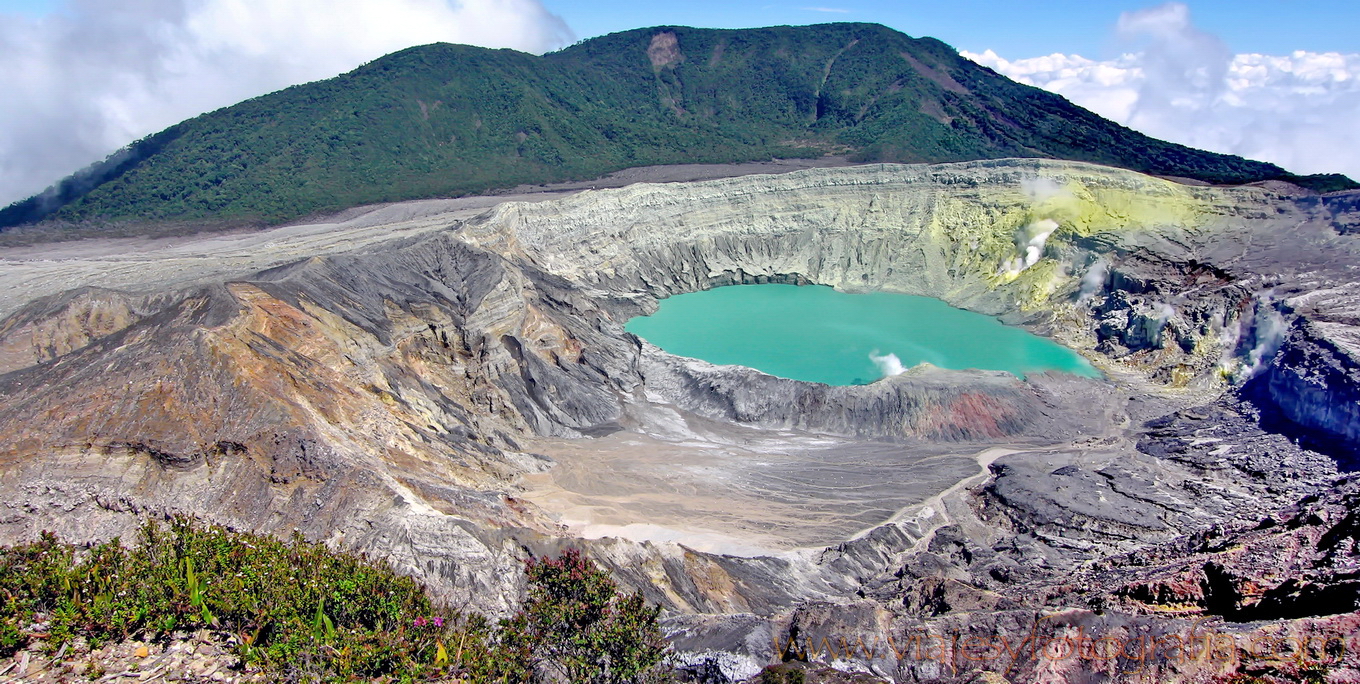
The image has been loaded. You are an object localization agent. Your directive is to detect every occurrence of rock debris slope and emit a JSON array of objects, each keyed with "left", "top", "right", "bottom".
[{"left": 1, "top": 159, "right": 1358, "bottom": 681}]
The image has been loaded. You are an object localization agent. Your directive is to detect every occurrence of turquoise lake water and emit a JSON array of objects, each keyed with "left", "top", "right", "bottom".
[{"left": 625, "top": 284, "right": 1099, "bottom": 385}]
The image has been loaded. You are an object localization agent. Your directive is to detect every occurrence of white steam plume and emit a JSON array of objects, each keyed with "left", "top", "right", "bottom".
[
  {"left": 1246, "top": 308, "right": 1288, "bottom": 376},
  {"left": 1020, "top": 176, "right": 1073, "bottom": 203},
  {"left": 1217, "top": 294, "right": 1289, "bottom": 382},
  {"left": 1151, "top": 301, "right": 1177, "bottom": 347},
  {"left": 1002, "top": 218, "right": 1060, "bottom": 276},
  {"left": 1155, "top": 302, "right": 1176, "bottom": 325},
  {"left": 1078, "top": 258, "right": 1109, "bottom": 301},
  {"left": 869, "top": 351, "right": 907, "bottom": 378}
]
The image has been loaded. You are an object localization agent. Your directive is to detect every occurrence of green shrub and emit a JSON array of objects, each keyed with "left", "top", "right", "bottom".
[
  {"left": 0, "top": 519, "right": 497, "bottom": 679},
  {"left": 759, "top": 663, "right": 807, "bottom": 684},
  {"left": 0, "top": 519, "right": 671, "bottom": 682},
  {"left": 495, "top": 548, "right": 670, "bottom": 683}
]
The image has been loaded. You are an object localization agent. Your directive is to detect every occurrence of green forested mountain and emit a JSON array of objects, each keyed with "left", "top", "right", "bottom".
[{"left": 3, "top": 23, "right": 1353, "bottom": 231}]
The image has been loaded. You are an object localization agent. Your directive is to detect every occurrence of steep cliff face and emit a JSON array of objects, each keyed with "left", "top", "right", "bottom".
[
  {"left": 1248, "top": 321, "right": 1360, "bottom": 460},
  {"left": 464, "top": 160, "right": 1357, "bottom": 400},
  {"left": 468, "top": 160, "right": 1224, "bottom": 311},
  {"left": 1, "top": 159, "right": 1358, "bottom": 681}
]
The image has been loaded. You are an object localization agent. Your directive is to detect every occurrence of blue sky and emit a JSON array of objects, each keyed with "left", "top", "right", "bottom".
[
  {"left": 540, "top": 0, "right": 1360, "bottom": 58},
  {"left": 4, "top": 0, "right": 1358, "bottom": 58},
  {"left": 0, "top": 0, "right": 1357, "bottom": 206}
]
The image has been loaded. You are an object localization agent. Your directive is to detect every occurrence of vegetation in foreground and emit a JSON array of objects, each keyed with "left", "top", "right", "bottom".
[
  {"left": 3, "top": 23, "right": 1352, "bottom": 234},
  {"left": 0, "top": 518, "right": 668, "bottom": 682}
]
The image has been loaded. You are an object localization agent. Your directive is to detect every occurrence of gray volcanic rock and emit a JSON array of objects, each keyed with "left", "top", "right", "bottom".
[
  {"left": 1320, "top": 190, "right": 1360, "bottom": 234},
  {"left": 1249, "top": 320, "right": 1360, "bottom": 458},
  {"left": 638, "top": 348, "right": 1043, "bottom": 441},
  {"left": 1, "top": 159, "right": 1359, "bottom": 682}
]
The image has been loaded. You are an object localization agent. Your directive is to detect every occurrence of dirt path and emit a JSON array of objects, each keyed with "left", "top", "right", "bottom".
[{"left": 0, "top": 158, "right": 860, "bottom": 319}]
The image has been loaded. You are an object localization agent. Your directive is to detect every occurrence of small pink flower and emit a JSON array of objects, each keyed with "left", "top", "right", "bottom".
[
  {"left": 432, "top": 617, "right": 444, "bottom": 628},
  {"left": 414, "top": 617, "right": 427, "bottom": 627}
]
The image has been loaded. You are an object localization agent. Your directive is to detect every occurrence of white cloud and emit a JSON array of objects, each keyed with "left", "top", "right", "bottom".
[
  {"left": 963, "top": 2, "right": 1360, "bottom": 182},
  {"left": 0, "top": 0, "right": 573, "bottom": 207}
]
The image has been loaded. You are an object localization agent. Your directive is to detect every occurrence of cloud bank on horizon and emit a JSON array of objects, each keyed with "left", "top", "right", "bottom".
[
  {"left": 0, "top": 0, "right": 573, "bottom": 208},
  {"left": 963, "top": 3, "right": 1360, "bottom": 182}
]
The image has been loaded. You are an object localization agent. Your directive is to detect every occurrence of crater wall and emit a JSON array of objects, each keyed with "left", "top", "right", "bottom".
[{"left": 0, "top": 161, "right": 1357, "bottom": 672}]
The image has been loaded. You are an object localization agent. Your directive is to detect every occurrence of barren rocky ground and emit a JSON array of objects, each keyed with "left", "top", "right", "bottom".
[
  {"left": 2, "top": 159, "right": 1358, "bottom": 682},
  {"left": 2, "top": 632, "right": 270, "bottom": 683}
]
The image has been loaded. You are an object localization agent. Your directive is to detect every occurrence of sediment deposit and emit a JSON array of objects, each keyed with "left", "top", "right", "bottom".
[{"left": 2, "top": 159, "right": 1358, "bottom": 681}]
